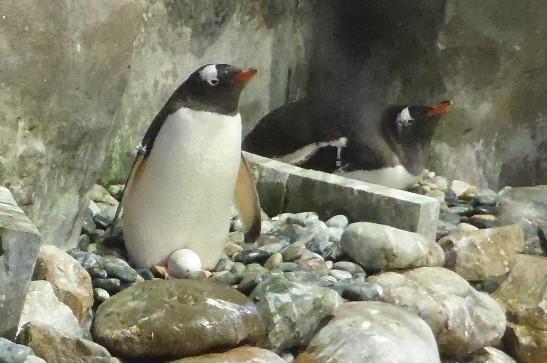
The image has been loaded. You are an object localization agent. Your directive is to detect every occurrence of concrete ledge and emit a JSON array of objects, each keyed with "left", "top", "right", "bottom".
[
  {"left": 0, "top": 187, "right": 41, "bottom": 339},
  {"left": 244, "top": 152, "right": 439, "bottom": 241}
]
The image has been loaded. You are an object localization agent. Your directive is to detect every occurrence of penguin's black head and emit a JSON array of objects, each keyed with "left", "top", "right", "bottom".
[
  {"left": 383, "top": 100, "right": 453, "bottom": 173},
  {"left": 182, "top": 64, "right": 257, "bottom": 115}
]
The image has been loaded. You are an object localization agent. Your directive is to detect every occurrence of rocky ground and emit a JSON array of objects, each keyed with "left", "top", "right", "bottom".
[{"left": 2, "top": 173, "right": 547, "bottom": 363}]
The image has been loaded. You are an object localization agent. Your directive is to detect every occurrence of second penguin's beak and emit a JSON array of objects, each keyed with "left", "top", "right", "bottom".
[
  {"left": 427, "top": 100, "right": 453, "bottom": 117},
  {"left": 235, "top": 68, "right": 258, "bottom": 82}
]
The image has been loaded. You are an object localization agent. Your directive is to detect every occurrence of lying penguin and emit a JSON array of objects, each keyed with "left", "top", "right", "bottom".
[
  {"left": 113, "top": 64, "right": 261, "bottom": 276},
  {"left": 243, "top": 98, "right": 452, "bottom": 189}
]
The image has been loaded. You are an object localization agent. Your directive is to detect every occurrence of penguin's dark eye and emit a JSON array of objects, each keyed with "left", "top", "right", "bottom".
[{"left": 208, "top": 79, "right": 219, "bottom": 86}]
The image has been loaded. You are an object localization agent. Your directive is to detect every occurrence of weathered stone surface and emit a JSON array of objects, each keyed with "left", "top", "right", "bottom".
[
  {"left": 16, "top": 322, "right": 111, "bottom": 363},
  {"left": 93, "top": 279, "right": 265, "bottom": 358},
  {"left": 250, "top": 274, "right": 342, "bottom": 351},
  {"left": 32, "top": 245, "right": 93, "bottom": 323},
  {"left": 245, "top": 152, "right": 440, "bottom": 241},
  {"left": 0, "top": 337, "right": 34, "bottom": 363},
  {"left": 439, "top": 224, "right": 525, "bottom": 281},
  {"left": 369, "top": 267, "right": 506, "bottom": 357},
  {"left": 18, "top": 281, "right": 83, "bottom": 337},
  {"left": 496, "top": 186, "right": 547, "bottom": 255},
  {"left": 0, "top": 187, "right": 41, "bottom": 339},
  {"left": 341, "top": 222, "right": 445, "bottom": 272},
  {"left": 170, "top": 347, "right": 286, "bottom": 363},
  {"left": 296, "top": 301, "right": 440, "bottom": 363},
  {"left": 492, "top": 254, "right": 547, "bottom": 330},
  {"left": 0, "top": 0, "right": 142, "bottom": 249},
  {"left": 444, "top": 347, "right": 516, "bottom": 363},
  {"left": 503, "top": 322, "right": 547, "bottom": 363}
]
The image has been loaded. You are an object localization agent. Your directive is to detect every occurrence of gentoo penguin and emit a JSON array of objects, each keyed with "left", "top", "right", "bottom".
[
  {"left": 243, "top": 98, "right": 452, "bottom": 189},
  {"left": 115, "top": 64, "right": 261, "bottom": 270}
]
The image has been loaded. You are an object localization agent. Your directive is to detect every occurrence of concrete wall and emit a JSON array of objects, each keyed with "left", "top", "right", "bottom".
[{"left": 99, "top": 0, "right": 315, "bottom": 183}]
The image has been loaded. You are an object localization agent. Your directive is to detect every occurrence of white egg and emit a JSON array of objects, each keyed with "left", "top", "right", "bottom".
[{"left": 167, "top": 249, "right": 202, "bottom": 278}]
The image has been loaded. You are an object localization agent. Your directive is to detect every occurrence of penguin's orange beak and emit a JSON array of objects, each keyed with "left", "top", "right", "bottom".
[
  {"left": 235, "top": 68, "right": 258, "bottom": 82},
  {"left": 427, "top": 100, "right": 453, "bottom": 117}
]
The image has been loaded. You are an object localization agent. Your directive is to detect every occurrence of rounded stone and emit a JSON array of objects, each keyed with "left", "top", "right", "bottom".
[
  {"left": 325, "top": 215, "right": 349, "bottom": 229},
  {"left": 92, "top": 280, "right": 265, "bottom": 358},
  {"left": 167, "top": 249, "right": 202, "bottom": 278},
  {"left": 264, "top": 253, "right": 283, "bottom": 270}
]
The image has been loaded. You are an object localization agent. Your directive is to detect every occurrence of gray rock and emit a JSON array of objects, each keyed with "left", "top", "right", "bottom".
[
  {"left": 444, "top": 346, "right": 516, "bottom": 363},
  {"left": 250, "top": 274, "right": 342, "bottom": 351},
  {"left": 18, "top": 281, "right": 83, "bottom": 337},
  {"left": 81, "top": 210, "right": 97, "bottom": 235},
  {"left": 233, "top": 249, "right": 271, "bottom": 265},
  {"left": 0, "top": 187, "right": 42, "bottom": 339},
  {"left": 282, "top": 244, "right": 306, "bottom": 262},
  {"left": 295, "top": 301, "right": 440, "bottom": 363},
  {"left": 77, "top": 234, "right": 92, "bottom": 251},
  {"left": 237, "top": 271, "right": 269, "bottom": 295},
  {"left": 90, "top": 184, "right": 119, "bottom": 206},
  {"left": 275, "top": 262, "right": 299, "bottom": 272},
  {"left": 169, "top": 346, "right": 286, "bottom": 363},
  {"left": 258, "top": 241, "right": 288, "bottom": 254},
  {"left": 245, "top": 152, "right": 440, "bottom": 241},
  {"left": 99, "top": 256, "right": 138, "bottom": 283},
  {"left": 369, "top": 267, "right": 506, "bottom": 357},
  {"left": 92, "top": 279, "right": 265, "bottom": 358},
  {"left": 333, "top": 261, "right": 365, "bottom": 275},
  {"left": 439, "top": 224, "right": 525, "bottom": 282},
  {"left": 492, "top": 254, "right": 547, "bottom": 330},
  {"left": 92, "top": 278, "right": 122, "bottom": 294},
  {"left": 280, "top": 212, "right": 320, "bottom": 227},
  {"left": 93, "top": 288, "right": 110, "bottom": 304},
  {"left": 503, "top": 322, "right": 547, "bottom": 363},
  {"left": 106, "top": 185, "right": 124, "bottom": 201},
  {"left": 210, "top": 271, "right": 241, "bottom": 286},
  {"left": 0, "top": 337, "right": 34, "bottom": 363},
  {"left": 325, "top": 215, "right": 349, "bottom": 229},
  {"left": 328, "top": 269, "right": 352, "bottom": 280},
  {"left": 341, "top": 222, "right": 445, "bottom": 272},
  {"left": 87, "top": 265, "right": 108, "bottom": 279},
  {"left": 32, "top": 245, "right": 93, "bottom": 324},
  {"left": 230, "top": 262, "right": 247, "bottom": 275},
  {"left": 497, "top": 186, "right": 547, "bottom": 255},
  {"left": 335, "top": 280, "right": 384, "bottom": 301},
  {"left": 16, "top": 322, "right": 111, "bottom": 363},
  {"left": 68, "top": 251, "right": 103, "bottom": 270},
  {"left": 0, "top": 0, "right": 141, "bottom": 250},
  {"left": 450, "top": 180, "right": 472, "bottom": 197},
  {"left": 318, "top": 275, "right": 338, "bottom": 287},
  {"left": 93, "top": 203, "right": 117, "bottom": 230},
  {"left": 472, "top": 189, "right": 499, "bottom": 206},
  {"left": 264, "top": 253, "right": 283, "bottom": 270},
  {"left": 327, "top": 227, "right": 344, "bottom": 242}
]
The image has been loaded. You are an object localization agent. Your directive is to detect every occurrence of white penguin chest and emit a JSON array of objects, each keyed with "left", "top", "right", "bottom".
[
  {"left": 335, "top": 165, "right": 420, "bottom": 190},
  {"left": 122, "top": 107, "right": 242, "bottom": 268}
]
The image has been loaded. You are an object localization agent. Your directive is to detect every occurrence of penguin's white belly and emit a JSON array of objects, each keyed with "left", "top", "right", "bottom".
[
  {"left": 335, "top": 165, "right": 420, "bottom": 189},
  {"left": 122, "top": 107, "right": 242, "bottom": 269}
]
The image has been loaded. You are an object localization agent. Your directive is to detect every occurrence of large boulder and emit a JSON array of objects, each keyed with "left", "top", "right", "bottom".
[
  {"left": 249, "top": 273, "right": 342, "bottom": 351},
  {"left": 341, "top": 222, "right": 444, "bottom": 272},
  {"left": 16, "top": 322, "right": 111, "bottom": 363},
  {"left": 18, "top": 281, "right": 83, "bottom": 338},
  {"left": 496, "top": 186, "right": 547, "bottom": 255},
  {"left": 0, "top": 187, "right": 41, "bottom": 339},
  {"left": 439, "top": 224, "right": 525, "bottom": 283},
  {"left": 492, "top": 254, "right": 547, "bottom": 330},
  {"left": 92, "top": 279, "right": 265, "bottom": 359},
  {"left": 32, "top": 245, "right": 93, "bottom": 324},
  {"left": 296, "top": 301, "right": 440, "bottom": 363},
  {"left": 169, "top": 347, "right": 286, "bottom": 363},
  {"left": 0, "top": 0, "right": 142, "bottom": 249},
  {"left": 369, "top": 267, "right": 506, "bottom": 357}
]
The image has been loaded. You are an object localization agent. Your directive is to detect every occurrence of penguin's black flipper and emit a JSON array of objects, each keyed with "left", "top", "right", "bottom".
[
  {"left": 108, "top": 145, "right": 147, "bottom": 236},
  {"left": 235, "top": 154, "right": 261, "bottom": 243}
]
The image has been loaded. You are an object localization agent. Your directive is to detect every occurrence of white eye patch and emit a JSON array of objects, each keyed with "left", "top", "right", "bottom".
[
  {"left": 397, "top": 107, "right": 414, "bottom": 125},
  {"left": 200, "top": 64, "right": 218, "bottom": 85}
]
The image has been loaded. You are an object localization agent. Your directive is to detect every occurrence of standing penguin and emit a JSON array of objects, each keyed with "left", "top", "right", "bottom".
[
  {"left": 118, "top": 64, "right": 261, "bottom": 271},
  {"left": 243, "top": 98, "right": 452, "bottom": 189}
]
